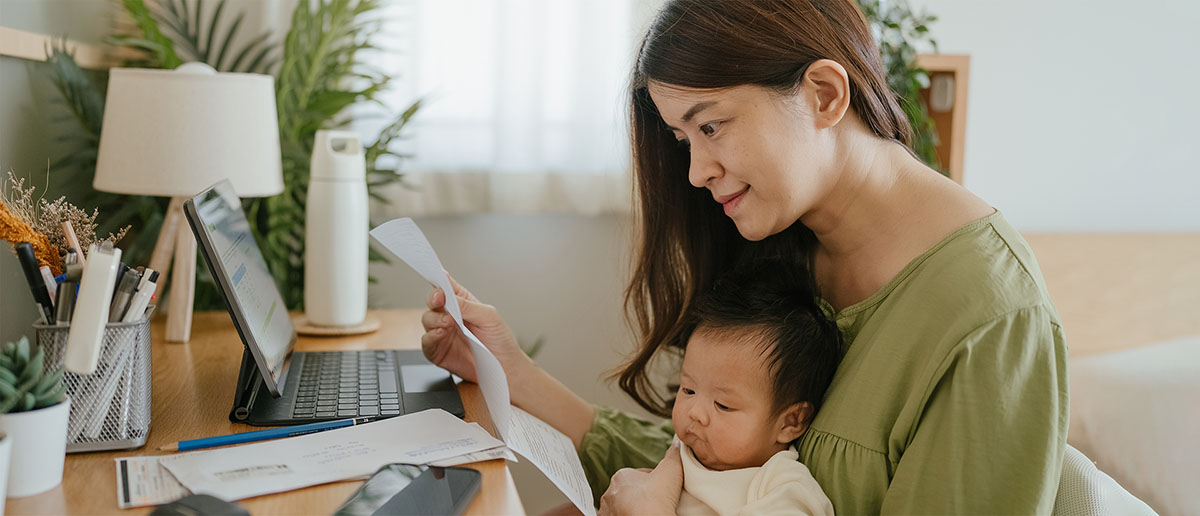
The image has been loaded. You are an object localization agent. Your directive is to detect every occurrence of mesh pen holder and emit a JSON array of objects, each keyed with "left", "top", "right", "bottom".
[{"left": 35, "top": 310, "right": 153, "bottom": 453}]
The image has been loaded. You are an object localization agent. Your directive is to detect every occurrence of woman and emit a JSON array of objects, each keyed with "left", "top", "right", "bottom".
[{"left": 421, "top": 0, "right": 1068, "bottom": 513}]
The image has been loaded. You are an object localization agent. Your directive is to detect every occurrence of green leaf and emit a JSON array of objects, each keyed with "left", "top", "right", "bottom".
[
  {"left": 15, "top": 337, "right": 29, "bottom": 365},
  {"left": 121, "top": 0, "right": 183, "bottom": 68},
  {"left": 34, "top": 367, "right": 63, "bottom": 396}
]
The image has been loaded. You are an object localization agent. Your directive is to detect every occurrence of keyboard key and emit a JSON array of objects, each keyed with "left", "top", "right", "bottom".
[
  {"left": 379, "top": 375, "right": 398, "bottom": 393},
  {"left": 380, "top": 404, "right": 400, "bottom": 411},
  {"left": 381, "top": 409, "right": 400, "bottom": 416},
  {"left": 380, "top": 393, "right": 399, "bottom": 400},
  {"left": 359, "top": 406, "right": 379, "bottom": 416},
  {"left": 337, "top": 403, "right": 358, "bottom": 411},
  {"left": 295, "top": 402, "right": 315, "bottom": 409},
  {"left": 337, "top": 409, "right": 357, "bottom": 417},
  {"left": 317, "top": 400, "right": 336, "bottom": 407}
]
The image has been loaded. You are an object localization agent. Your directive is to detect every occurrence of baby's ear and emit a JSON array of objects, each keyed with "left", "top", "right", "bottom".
[{"left": 775, "top": 402, "right": 814, "bottom": 444}]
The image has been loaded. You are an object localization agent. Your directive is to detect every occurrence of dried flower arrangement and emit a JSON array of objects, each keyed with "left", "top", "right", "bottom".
[{"left": 0, "top": 170, "right": 129, "bottom": 275}]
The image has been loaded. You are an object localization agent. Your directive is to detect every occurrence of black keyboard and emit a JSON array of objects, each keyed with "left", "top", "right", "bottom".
[{"left": 291, "top": 351, "right": 402, "bottom": 420}]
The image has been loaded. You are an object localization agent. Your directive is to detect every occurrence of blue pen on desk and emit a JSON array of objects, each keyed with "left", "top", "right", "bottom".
[{"left": 157, "top": 417, "right": 374, "bottom": 452}]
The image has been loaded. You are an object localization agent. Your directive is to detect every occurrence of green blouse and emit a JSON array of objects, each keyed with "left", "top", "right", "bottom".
[{"left": 578, "top": 212, "right": 1069, "bottom": 514}]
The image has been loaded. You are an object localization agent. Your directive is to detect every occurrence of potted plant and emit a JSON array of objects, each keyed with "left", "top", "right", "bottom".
[{"left": 0, "top": 336, "right": 69, "bottom": 497}]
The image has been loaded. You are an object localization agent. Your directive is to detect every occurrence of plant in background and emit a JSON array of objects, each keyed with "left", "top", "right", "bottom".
[
  {"left": 0, "top": 337, "right": 66, "bottom": 414},
  {"left": 856, "top": 0, "right": 943, "bottom": 174},
  {"left": 44, "top": 0, "right": 419, "bottom": 309}
]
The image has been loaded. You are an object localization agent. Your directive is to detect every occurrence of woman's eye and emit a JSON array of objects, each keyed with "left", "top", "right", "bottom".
[
  {"left": 715, "top": 402, "right": 732, "bottom": 411},
  {"left": 700, "top": 122, "right": 720, "bottom": 137}
]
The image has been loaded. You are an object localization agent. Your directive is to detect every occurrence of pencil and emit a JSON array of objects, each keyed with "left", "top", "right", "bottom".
[
  {"left": 61, "top": 220, "right": 86, "bottom": 267},
  {"left": 157, "top": 417, "right": 374, "bottom": 452}
]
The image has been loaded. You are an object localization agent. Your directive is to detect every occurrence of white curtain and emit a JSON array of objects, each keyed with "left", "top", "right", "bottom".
[{"left": 359, "top": 0, "right": 636, "bottom": 216}]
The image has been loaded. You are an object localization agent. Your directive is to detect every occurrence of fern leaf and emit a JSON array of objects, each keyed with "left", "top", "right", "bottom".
[{"left": 121, "top": 0, "right": 183, "bottom": 68}]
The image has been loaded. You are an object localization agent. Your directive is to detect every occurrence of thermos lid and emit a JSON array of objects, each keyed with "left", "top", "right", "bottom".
[{"left": 311, "top": 130, "right": 366, "bottom": 181}]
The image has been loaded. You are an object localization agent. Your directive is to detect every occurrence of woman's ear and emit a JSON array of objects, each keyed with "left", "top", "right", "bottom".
[
  {"left": 775, "top": 402, "right": 814, "bottom": 444},
  {"left": 800, "top": 59, "right": 852, "bottom": 130}
]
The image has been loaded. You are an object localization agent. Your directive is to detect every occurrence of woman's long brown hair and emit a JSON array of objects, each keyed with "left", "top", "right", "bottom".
[{"left": 618, "top": 0, "right": 913, "bottom": 417}]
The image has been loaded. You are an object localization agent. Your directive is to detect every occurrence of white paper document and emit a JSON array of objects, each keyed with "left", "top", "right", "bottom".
[
  {"left": 508, "top": 406, "right": 598, "bottom": 516},
  {"left": 114, "top": 441, "right": 512, "bottom": 509},
  {"left": 370, "top": 218, "right": 513, "bottom": 440},
  {"left": 158, "top": 409, "right": 504, "bottom": 501},
  {"left": 370, "top": 218, "right": 600, "bottom": 516}
]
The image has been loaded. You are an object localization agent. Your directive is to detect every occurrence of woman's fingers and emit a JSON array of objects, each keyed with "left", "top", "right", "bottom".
[
  {"left": 445, "top": 273, "right": 478, "bottom": 302},
  {"left": 421, "top": 309, "right": 453, "bottom": 332},
  {"left": 420, "top": 329, "right": 446, "bottom": 359},
  {"left": 427, "top": 287, "right": 446, "bottom": 310},
  {"left": 651, "top": 442, "right": 684, "bottom": 491}
]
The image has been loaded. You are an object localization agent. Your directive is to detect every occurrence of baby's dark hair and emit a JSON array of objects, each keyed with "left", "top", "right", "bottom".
[{"left": 683, "top": 258, "right": 843, "bottom": 423}]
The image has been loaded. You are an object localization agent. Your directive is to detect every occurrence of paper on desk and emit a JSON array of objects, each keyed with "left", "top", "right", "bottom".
[
  {"left": 369, "top": 218, "right": 512, "bottom": 440},
  {"left": 114, "top": 443, "right": 514, "bottom": 509},
  {"left": 158, "top": 409, "right": 503, "bottom": 501},
  {"left": 508, "top": 406, "right": 597, "bottom": 516},
  {"left": 115, "top": 456, "right": 192, "bottom": 508}
]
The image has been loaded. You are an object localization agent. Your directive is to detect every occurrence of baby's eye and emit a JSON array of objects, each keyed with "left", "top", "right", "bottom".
[
  {"left": 681, "top": 387, "right": 695, "bottom": 396},
  {"left": 714, "top": 402, "right": 732, "bottom": 411},
  {"left": 700, "top": 122, "right": 720, "bottom": 137}
]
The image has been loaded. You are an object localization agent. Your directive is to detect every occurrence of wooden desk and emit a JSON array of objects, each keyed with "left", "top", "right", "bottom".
[{"left": 8, "top": 310, "right": 524, "bottom": 515}]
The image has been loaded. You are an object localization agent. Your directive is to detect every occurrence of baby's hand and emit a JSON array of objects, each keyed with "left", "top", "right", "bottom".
[{"left": 599, "top": 442, "right": 684, "bottom": 516}]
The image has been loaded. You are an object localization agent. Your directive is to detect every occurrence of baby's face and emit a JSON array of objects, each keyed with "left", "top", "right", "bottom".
[{"left": 672, "top": 330, "right": 796, "bottom": 471}]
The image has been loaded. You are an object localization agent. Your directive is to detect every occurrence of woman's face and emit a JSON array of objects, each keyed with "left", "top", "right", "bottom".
[{"left": 648, "top": 81, "right": 834, "bottom": 241}]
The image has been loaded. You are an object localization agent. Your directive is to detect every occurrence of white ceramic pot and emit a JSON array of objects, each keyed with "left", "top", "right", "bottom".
[
  {"left": 0, "top": 397, "right": 70, "bottom": 497},
  {"left": 0, "top": 431, "right": 11, "bottom": 514}
]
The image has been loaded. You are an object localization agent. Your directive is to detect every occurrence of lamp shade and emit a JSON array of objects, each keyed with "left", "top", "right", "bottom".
[{"left": 94, "top": 63, "right": 283, "bottom": 198}]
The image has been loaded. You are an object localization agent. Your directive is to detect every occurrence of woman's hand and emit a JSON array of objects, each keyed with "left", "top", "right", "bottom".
[
  {"left": 419, "top": 275, "right": 533, "bottom": 384},
  {"left": 599, "top": 442, "right": 684, "bottom": 516}
]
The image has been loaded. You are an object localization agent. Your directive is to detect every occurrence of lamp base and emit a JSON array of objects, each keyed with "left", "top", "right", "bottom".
[{"left": 147, "top": 196, "right": 195, "bottom": 343}]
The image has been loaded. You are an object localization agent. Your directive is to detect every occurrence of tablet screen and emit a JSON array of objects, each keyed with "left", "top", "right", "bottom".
[{"left": 186, "top": 180, "right": 295, "bottom": 395}]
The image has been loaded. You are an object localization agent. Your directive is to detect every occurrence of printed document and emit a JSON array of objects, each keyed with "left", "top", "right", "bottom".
[
  {"left": 371, "top": 218, "right": 597, "bottom": 516},
  {"left": 157, "top": 409, "right": 503, "bottom": 501}
]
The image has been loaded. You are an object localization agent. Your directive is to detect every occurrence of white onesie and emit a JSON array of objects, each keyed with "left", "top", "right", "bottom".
[{"left": 676, "top": 442, "right": 835, "bottom": 516}]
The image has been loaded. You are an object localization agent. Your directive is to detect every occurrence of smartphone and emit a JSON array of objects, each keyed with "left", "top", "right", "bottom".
[{"left": 334, "top": 463, "right": 482, "bottom": 516}]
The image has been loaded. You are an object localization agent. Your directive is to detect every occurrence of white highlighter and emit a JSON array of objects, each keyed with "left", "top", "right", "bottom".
[{"left": 65, "top": 241, "right": 122, "bottom": 374}]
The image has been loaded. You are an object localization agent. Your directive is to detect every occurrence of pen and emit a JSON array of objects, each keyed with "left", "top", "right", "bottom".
[
  {"left": 15, "top": 242, "right": 56, "bottom": 323},
  {"left": 39, "top": 265, "right": 57, "bottom": 304},
  {"left": 121, "top": 270, "right": 158, "bottom": 323},
  {"left": 109, "top": 265, "right": 141, "bottom": 322},
  {"left": 157, "top": 417, "right": 374, "bottom": 452}
]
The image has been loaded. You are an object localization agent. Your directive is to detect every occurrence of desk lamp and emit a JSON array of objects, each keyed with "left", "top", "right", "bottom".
[{"left": 94, "top": 63, "right": 283, "bottom": 343}]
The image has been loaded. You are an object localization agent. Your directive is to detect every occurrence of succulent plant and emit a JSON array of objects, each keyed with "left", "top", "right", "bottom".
[{"left": 0, "top": 336, "right": 66, "bottom": 414}]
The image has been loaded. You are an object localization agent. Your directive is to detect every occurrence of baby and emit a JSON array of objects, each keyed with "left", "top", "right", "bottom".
[{"left": 671, "top": 259, "right": 842, "bottom": 516}]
